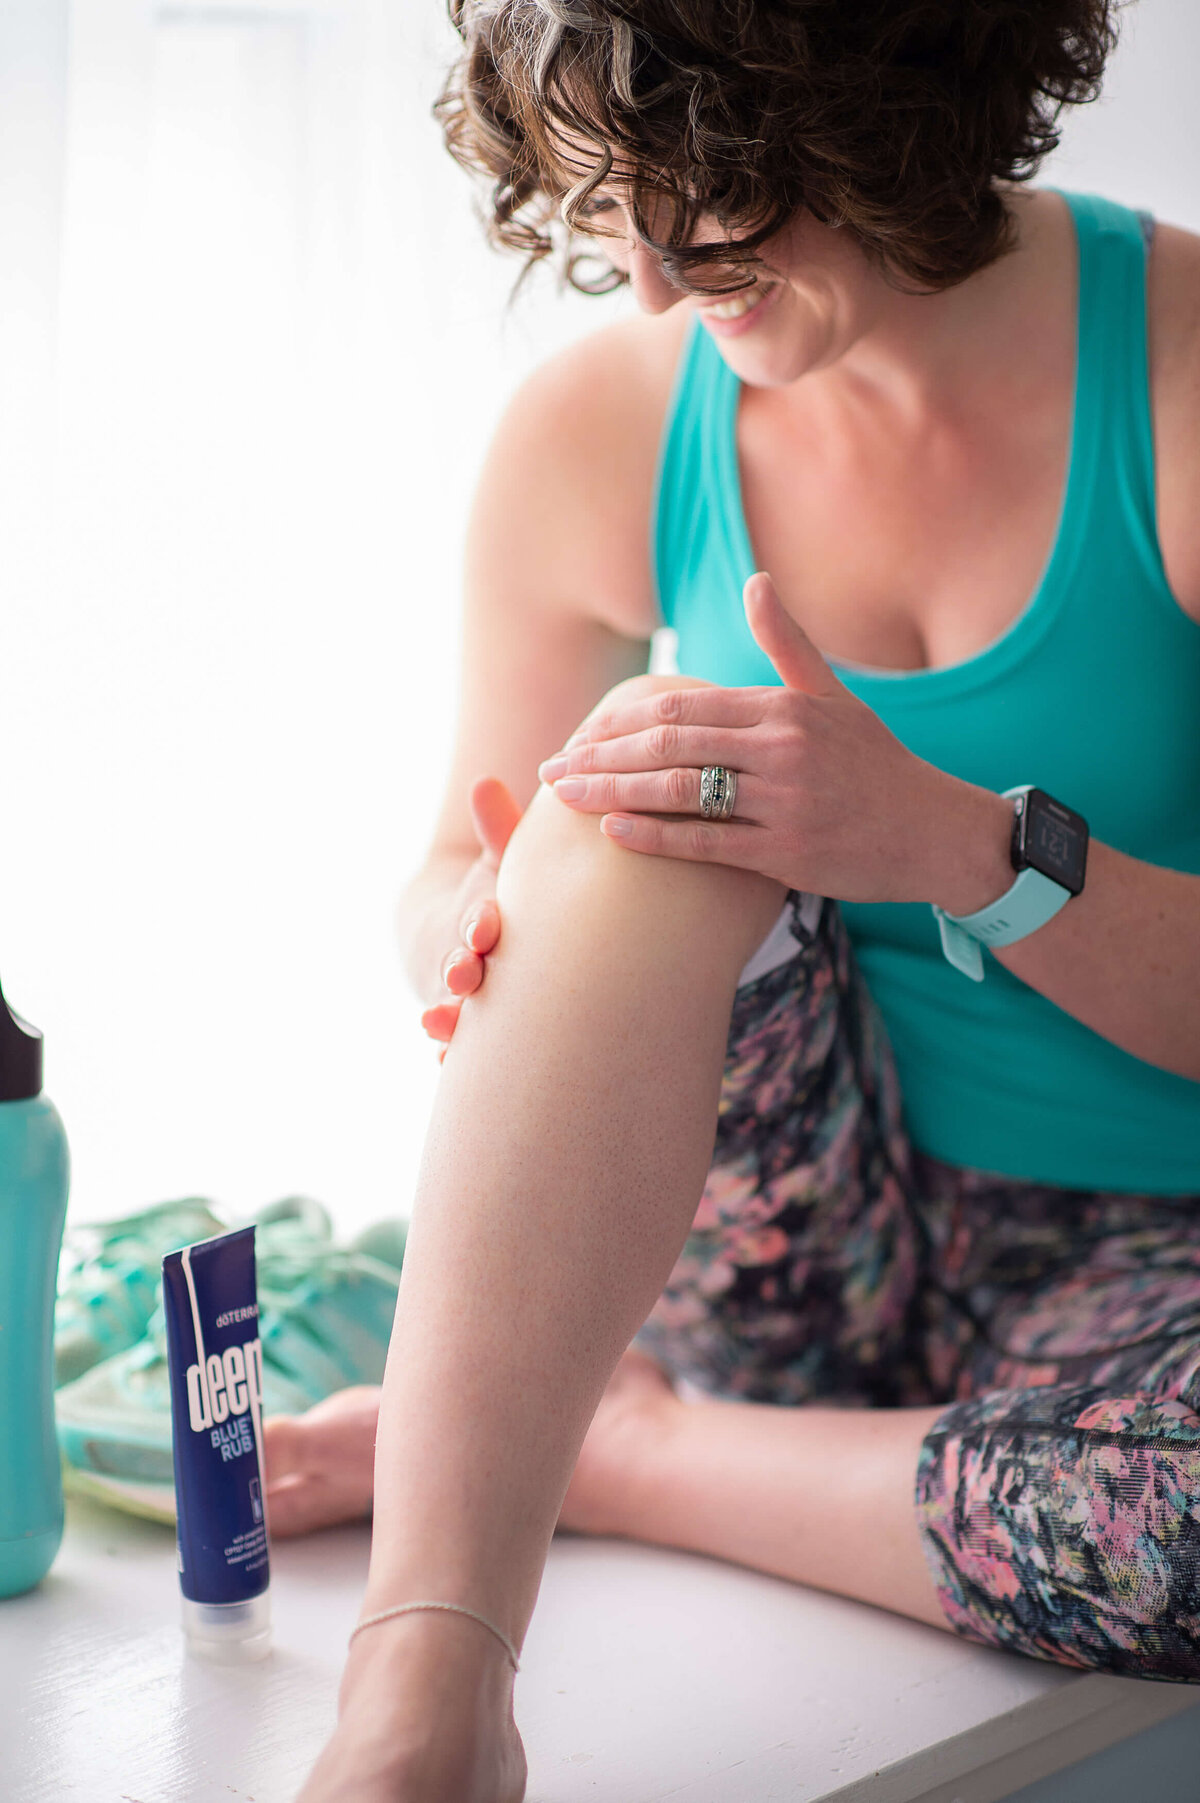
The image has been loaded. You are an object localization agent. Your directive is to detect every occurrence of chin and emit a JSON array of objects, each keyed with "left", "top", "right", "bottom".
[
  {"left": 715, "top": 335, "right": 827, "bottom": 389},
  {"left": 707, "top": 288, "right": 837, "bottom": 387}
]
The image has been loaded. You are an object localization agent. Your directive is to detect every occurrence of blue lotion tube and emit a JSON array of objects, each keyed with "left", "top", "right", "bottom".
[{"left": 162, "top": 1228, "right": 271, "bottom": 1660}]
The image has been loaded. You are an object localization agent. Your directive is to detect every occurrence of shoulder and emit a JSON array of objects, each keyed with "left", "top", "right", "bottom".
[
  {"left": 1145, "top": 220, "right": 1200, "bottom": 621},
  {"left": 470, "top": 308, "right": 690, "bottom": 638}
]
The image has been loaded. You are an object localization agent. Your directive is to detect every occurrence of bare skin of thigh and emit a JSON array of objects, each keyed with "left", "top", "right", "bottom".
[{"left": 279, "top": 675, "right": 946, "bottom": 1803}]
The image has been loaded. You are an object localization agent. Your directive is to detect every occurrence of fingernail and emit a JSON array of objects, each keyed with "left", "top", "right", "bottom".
[
  {"left": 463, "top": 917, "right": 480, "bottom": 950},
  {"left": 554, "top": 777, "right": 586, "bottom": 800},
  {"left": 566, "top": 728, "right": 588, "bottom": 746},
  {"left": 602, "top": 815, "right": 633, "bottom": 838},
  {"left": 539, "top": 755, "right": 569, "bottom": 781}
]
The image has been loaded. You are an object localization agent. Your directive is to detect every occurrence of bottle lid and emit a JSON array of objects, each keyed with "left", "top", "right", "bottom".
[{"left": 0, "top": 977, "right": 43, "bottom": 1102}]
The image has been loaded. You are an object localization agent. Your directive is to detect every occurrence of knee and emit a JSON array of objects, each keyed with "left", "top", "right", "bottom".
[
  {"left": 515, "top": 670, "right": 719, "bottom": 859},
  {"left": 577, "top": 672, "right": 714, "bottom": 739},
  {"left": 516, "top": 671, "right": 717, "bottom": 864},
  {"left": 603, "top": 673, "right": 714, "bottom": 702},
  {"left": 498, "top": 672, "right": 779, "bottom": 929}
]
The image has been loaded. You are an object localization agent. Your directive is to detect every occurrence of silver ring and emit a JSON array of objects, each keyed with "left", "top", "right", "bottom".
[{"left": 699, "top": 765, "right": 738, "bottom": 821}]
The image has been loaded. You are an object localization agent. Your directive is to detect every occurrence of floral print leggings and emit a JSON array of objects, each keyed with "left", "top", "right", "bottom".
[{"left": 633, "top": 892, "right": 1200, "bottom": 1683}]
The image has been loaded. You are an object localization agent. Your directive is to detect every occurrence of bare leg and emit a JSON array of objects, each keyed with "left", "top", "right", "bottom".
[
  {"left": 295, "top": 676, "right": 787, "bottom": 1803},
  {"left": 268, "top": 1354, "right": 945, "bottom": 1630},
  {"left": 561, "top": 1352, "right": 947, "bottom": 1630}
]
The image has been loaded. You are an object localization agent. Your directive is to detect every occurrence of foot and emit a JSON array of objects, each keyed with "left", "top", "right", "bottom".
[
  {"left": 262, "top": 1385, "right": 380, "bottom": 1536},
  {"left": 262, "top": 1349, "right": 681, "bottom": 1541},
  {"left": 295, "top": 1609, "right": 526, "bottom": 1803}
]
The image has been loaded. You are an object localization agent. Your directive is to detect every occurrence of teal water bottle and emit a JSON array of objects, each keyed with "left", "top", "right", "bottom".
[{"left": 0, "top": 978, "right": 70, "bottom": 1598}]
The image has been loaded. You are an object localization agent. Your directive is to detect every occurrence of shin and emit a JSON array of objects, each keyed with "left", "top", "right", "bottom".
[{"left": 362, "top": 676, "right": 787, "bottom": 1648}]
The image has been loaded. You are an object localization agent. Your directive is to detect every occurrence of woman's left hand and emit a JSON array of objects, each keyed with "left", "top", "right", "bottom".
[{"left": 537, "top": 572, "right": 979, "bottom": 906}]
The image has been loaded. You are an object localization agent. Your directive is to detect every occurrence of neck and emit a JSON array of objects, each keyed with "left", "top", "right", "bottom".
[{"left": 797, "top": 188, "right": 1064, "bottom": 422}]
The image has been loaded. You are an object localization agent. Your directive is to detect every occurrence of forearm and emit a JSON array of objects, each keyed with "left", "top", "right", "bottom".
[{"left": 928, "top": 779, "right": 1200, "bottom": 1082}]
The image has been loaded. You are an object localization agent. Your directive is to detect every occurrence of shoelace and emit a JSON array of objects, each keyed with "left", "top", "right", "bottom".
[
  {"left": 255, "top": 1230, "right": 370, "bottom": 1308},
  {"left": 58, "top": 1226, "right": 180, "bottom": 1353},
  {"left": 139, "top": 1227, "right": 389, "bottom": 1364}
]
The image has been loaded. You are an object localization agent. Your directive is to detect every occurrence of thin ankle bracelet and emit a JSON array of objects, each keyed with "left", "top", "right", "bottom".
[{"left": 349, "top": 1601, "right": 520, "bottom": 1673}]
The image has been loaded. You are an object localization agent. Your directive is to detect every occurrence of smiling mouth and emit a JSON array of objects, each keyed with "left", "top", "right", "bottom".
[{"left": 697, "top": 280, "right": 777, "bottom": 322}]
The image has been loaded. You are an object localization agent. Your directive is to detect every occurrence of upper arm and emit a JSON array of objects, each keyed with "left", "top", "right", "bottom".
[
  {"left": 1147, "top": 223, "right": 1200, "bottom": 621},
  {"left": 426, "top": 315, "right": 681, "bottom": 862}
]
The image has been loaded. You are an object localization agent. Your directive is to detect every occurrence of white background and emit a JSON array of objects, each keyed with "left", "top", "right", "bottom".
[{"left": 2, "top": 0, "right": 1197, "bottom": 1236}]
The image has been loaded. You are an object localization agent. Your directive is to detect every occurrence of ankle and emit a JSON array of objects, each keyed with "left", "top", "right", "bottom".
[
  {"left": 607, "top": 1389, "right": 687, "bottom": 1539},
  {"left": 352, "top": 1601, "right": 519, "bottom": 1673},
  {"left": 307, "top": 1614, "right": 526, "bottom": 1803},
  {"left": 339, "top": 1604, "right": 518, "bottom": 1719},
  {"left": 563, "top": 1375, "right": 686, "bottom": 1540}
]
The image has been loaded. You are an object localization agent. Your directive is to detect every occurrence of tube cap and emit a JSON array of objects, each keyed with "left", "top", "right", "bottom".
[
  {"left": 0, "top": 977, "right": 43, "bottom": 1102},
  {"left": 181, "top": 1591, "right": 272, "bottom": 1663}
]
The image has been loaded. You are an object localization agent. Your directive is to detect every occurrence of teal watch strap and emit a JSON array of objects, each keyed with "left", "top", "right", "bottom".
[
  {"left": 933, "top": 911, "right": 986, "bottom": 982},
  {"left": 931, "top": 786, "right": 1073, "bottom": 982}
]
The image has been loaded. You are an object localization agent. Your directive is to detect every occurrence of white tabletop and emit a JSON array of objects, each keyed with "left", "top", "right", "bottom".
[{"left": 2, "top": 1493, "right": 1194, "bottom": 1803}]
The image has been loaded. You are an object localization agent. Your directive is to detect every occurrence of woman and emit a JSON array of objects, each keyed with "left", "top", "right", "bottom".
[{"left": 278, "top": 2, "right": 1200, "bottom": 1798}]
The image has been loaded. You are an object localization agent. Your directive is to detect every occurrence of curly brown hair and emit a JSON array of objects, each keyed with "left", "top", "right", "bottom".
[{"left": 435, "top": 0, "right": 1122, "bottom": 297}]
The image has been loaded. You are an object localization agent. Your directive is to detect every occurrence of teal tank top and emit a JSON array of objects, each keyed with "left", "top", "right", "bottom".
[{"left": 652, "top": 191, "right": 1200, "bottom": 1194}]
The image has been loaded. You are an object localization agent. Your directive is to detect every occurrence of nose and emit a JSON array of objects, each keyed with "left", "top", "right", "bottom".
[{"left": 627, "top": 241, "right": 684, "bottom": 315}]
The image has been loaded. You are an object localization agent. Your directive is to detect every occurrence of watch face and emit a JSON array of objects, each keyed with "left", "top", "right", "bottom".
[{"left": 1013, "top": 789, "right": 1089, "bottom": 895}]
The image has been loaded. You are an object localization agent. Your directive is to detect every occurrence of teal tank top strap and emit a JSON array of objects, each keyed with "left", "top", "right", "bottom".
[
  {"left": 651, "top": 314, "right": 702, "bottom": 632},
  {"left": 1055, "top": 190, "right": 1168, "bottom": 606},
  {"left": 652, "top": 312, "right": 751, "bottom": 639}
]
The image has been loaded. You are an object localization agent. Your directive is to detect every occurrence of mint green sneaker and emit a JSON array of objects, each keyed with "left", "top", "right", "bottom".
[
  {"left": 347, "top": 1216, "right": 408, "bottom": 1272},
  {"left": 54, "top": 1194, "right": 338, "bottom": 1388},
  {"left": 55, "top": 1198, "right": 229, "bottom": 1388},
  {"left": 56, "top": 1209, "right": 406, "bottom": 1524}
]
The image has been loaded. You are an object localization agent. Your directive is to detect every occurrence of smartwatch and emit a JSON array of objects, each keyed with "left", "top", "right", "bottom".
[{"left": 931, "top": 786, "right": 1089, "bottom": 982}]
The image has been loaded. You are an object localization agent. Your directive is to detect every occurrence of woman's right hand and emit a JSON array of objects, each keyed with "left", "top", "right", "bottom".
[{"left": 420, "top": 777, "right": 522, "bottom": 1058}]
